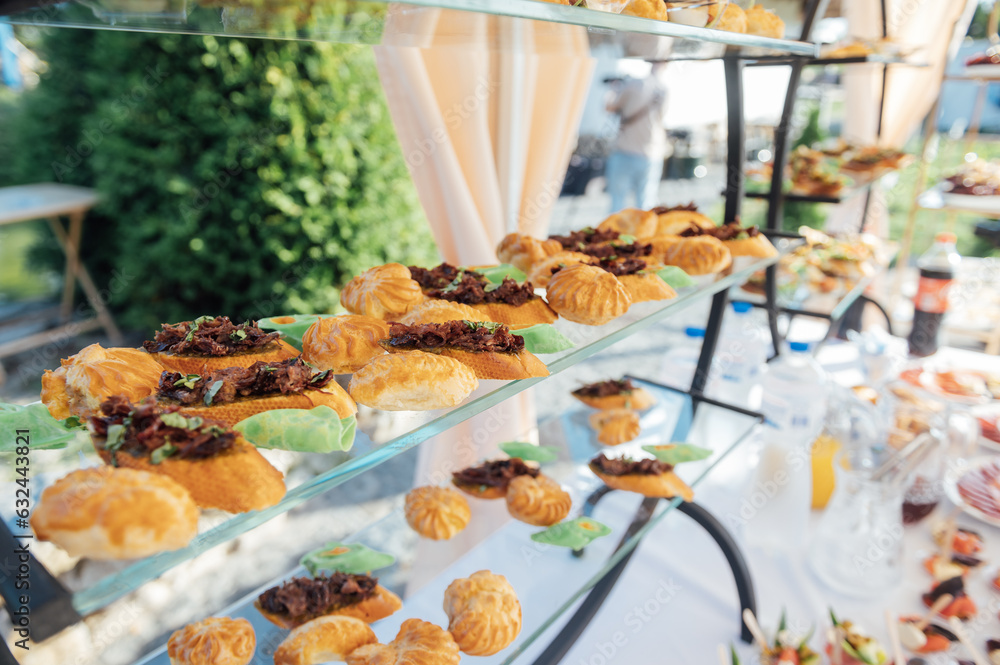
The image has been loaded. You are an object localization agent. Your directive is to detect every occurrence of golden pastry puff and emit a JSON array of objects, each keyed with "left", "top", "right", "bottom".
[
  {"left": 496, "top": 233, "right": 564, "bottom": 273},
  {"left": 646, "top": 235, "right": 683, "bottom": 265},
  {"left": 505, "top": 474, "right": 571, "bottom": 527},
  {"left": 660, "top": 236, "right": 732, "bottom": 276},
  {"left": 589, "top": 409, "right": 641, "bottom": 446},
  {"left": 596, "top": 208, "right": 658, "bottom": 239},
  {"left": 652, "top": 210, "right": 716, "bottom": 237},
  {"left": 623, "top": 0, "right": 667, "bottom": 21},
  {"left": 443, "top": 570, "right": 522, "bottom": 656},
  {"left": 405, "top": 486, "right": 471, "bottom": 540},
  {"left": 545, "top": 264, "right": 631, "bottom": 326},
  {"left": 745, "top": 4, "right": 785, "bottom": 38},
  {"left": 30, "top": 467, "right": 198, "bottom": 560},
  {"left": 167, "top": 617, "right": 256, "bottom": 665},
  {"left": 274, "top": 616, "right": 377, "bottom": 665},
  {"left": 347, "top": 619, "right": 460, "bottom": 665},
  {"left": 348, "top": 351, "right": 479, "bottom": 411},
  {"left": 708, "top": 3, "right": 747, "bottom": 32},
  {"left": 41, "top": 344, "right": 165, "bottom": 420},
  {"left": 396, "top": 300, "right": 492, "bottom": 326},
  {"left": 340, "top": 263, "right": 424, "bottom": 320},
  {"left": 301, "top": 315, "right": 391, "bottom": 373},
  {"left": 616, "top": 270, "right": 677, "bottom": 304},
  {"left": 526, "top": 251, "right": 594, "bottom": 289}
]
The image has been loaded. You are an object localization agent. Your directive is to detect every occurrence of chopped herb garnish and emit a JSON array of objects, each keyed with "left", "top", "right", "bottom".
[
  {"left": 309, "top": 370, "right": 332, "bottom": 384},
  {"left": 184, "top": 315, "right": 214, "bottom": 342},
  {"left": 203, "top": 380, "right": 224, "bottom": 406},
  {"left": 150, "top": 443, "right": 179, "bottom": 465},
  {"left": 230, "top": 329, "right": 247, "bottom": 341},
  {"left": 173, "top": 374, "right": 201, "bottom": 389},
  {"left": 105, "top": 423, "right": 126, "bottom": 453},
  {"left": 619, "top": 234, "right": 636, "bottom": 244},
  {"left": 159, "top": 412, "right": 204, "bottom": 430}
]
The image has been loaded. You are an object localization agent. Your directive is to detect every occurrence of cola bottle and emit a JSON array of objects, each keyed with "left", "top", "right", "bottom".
[{"left": 907, "top": 232, "right": 961, "bottom": 357}]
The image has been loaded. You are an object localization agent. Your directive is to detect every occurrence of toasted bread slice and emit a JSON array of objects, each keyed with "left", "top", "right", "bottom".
[
  {"left": 469, "top": 300, "right": 558, "bottom": 326},
  {"left": 147, "top": 340, "right": 299, "bottom": 374},
  {"left": 163, "top": 385, "right": 357, "bottom": 427},
  {"left": 590, "top": 464, "right": 694, "bottom": 501},
  {"left": 93, "top": 435, "right": 285, "bottom": 513},
  {"left": 255, "top": 584, "right": 402, "bottom": 630},
  {"left": 380, "top": 344, "right": 548, "bottom": 381}
]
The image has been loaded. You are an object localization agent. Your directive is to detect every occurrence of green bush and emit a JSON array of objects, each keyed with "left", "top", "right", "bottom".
[{"left": 8, "top": 23, "right": 438, "bottom": 330}]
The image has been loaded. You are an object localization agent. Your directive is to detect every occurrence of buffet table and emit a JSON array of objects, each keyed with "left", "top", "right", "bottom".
[{"left": 509, "top": 344, "right": 1000, "bottom": 665}]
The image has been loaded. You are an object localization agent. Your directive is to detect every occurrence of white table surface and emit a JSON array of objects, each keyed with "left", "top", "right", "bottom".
[{"left": 0, "top": 183, "right": 98, "bottom": 226}]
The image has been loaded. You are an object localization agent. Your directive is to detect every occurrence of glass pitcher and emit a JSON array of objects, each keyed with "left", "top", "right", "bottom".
[{"left": 809, "top": 395, "right": 907, "bottom": 597}]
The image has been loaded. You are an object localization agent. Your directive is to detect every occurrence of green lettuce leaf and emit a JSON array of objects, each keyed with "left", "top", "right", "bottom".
[
  {"left": 641, "top": 443, "right": 713, "bottom": 465},
  {"left": 0, "top": 403, "right": 89, "bottom": 451},
  {"left": 656, "top": 266, "right": 696, "bottom": 289},
  {"left": 258, "top": 315, "right": 323, "bottom": 350},
  {"left": 510, "top": 324, "right": 574, "bottom": 354},
  {"left": 499, "top": 441, "right": 559, "bottom": 463},
  {"left": 473, "top": 264, "right": 527, "bottom": 284},
  {"left": 302, "top": 542, "right": 396, "bottom": 576},
  {"left": 234, "top": 406, "right": 356, "bottom": 453},
  {"left": 530, "top": 517, "right": 611, "bottom": 549}
]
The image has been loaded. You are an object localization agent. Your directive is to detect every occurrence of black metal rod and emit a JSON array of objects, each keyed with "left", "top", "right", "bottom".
[
  {"left": 530, "top": 498, "right": 659, "bottom": 665},
  {"left": 880, "top": 0, "right": 888, "bottom": 39},
  {"left": 625, "top": 374, "right": 767, "bottom": 422},
  {"left": 0, "top": 521, "right": 80, "bottom": 643},
  {"left": 536, "top": 495, "right": 759, "bottom": 664},
  {"left": 676, "top": 502, "right": 757, "bottom": 644},
  {"left": 800, "top": 0, "right": 829, "bottom": 42},
  {"left": 723, "top": 53, "right": 745, "bottom": 223},
  {"left": 692, "top": 290, "right": 729, "bottom": 397}
]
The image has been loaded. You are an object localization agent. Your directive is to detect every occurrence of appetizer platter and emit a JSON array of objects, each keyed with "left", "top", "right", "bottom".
[
  {"left": 132, "top": 376, "right": 758, "bottom": 664},
  {"left": 5, "top": 212, "right": 796, "bottom": 617},
  {"left": 935, "top": 159, "right": 1000, "bottom": 212}
]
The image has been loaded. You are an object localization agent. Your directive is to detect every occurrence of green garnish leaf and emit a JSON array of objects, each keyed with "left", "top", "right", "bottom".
[
  {"left": 656, "top": 266, "right": 696, "bottom": 289},
  {"left": 484, "top": 282, "right": 501, "bottom": 292},
  {"left": 778, "top": 608, "right": 788, "bottom": 633},
  {"left": 173, "top": 374, "right": 201, "bottom": 389},
  {"left": 105, "top": 423, "right": 126, "bottom": 452},
  {"left": 510, "top": 324, "right": 574, "bottom": 354},
  {"left": 530, "top": 517, "right": 611, "bottom": 549},
  {"left": 159, "top": 413, "right": 204, "bottom": 430},
  {"left": 235, "top": 406, "right": 357, "bottom": 453},
  {"left": 641, "top": 443, "right": 713, "bottom": 465},
  {"left": 730, "top": 644, "right": 740, "bottom": 665},
  {"left": 184, "top": 315, "right": 214, "bottom": 342},
  {"left": 203, "top": 380, "right": 224, "bottom": 406},
  {"left": 619, "top": 234, "right": 636, "bottom": 244},
  {"left": 473, "top": 264, "right": 526, "bottom": 285},
  {"left": 230, "top": 329, "right": 247, "bottom": 341},
  {"left": 150, "top": 443, "right": 179, "bottom": 465},
  {"left": 463, "top": 320, "right": 504, "bottom": 334},
  {"left": 301, "top": 542, "right": 396, "bottom": 576},
  {"left": 63, "top": 415, "right": 85, "bottom": 430},
  {"left": 309, "top": 370, "right": 332, "bottom": 384},
  {"left": 257, "top": 315, "right": 323, "bottom": 351},
  {"left": 498, "top": 441, "right": 559, "bottom": 463}
]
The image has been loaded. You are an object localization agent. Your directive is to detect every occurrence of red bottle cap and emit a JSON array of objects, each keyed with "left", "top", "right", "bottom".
[{"left": 934, "top": 232, "right": 957, "bottom": 244}]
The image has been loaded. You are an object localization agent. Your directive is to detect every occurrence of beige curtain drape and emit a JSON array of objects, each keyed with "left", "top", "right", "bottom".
[
  {"left": 373, "top": 10, "right": 594, "bottom": 591},
  {"left": 830, "top": 0, "right": 975, "bottom": 235},
  {"left": 843, "top": 0, "right": 976, "bottom": 148}
]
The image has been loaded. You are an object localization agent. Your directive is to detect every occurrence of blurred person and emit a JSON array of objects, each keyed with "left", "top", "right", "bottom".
[{"left": 604, "top": 61, "right": 669, "bottom": 213}]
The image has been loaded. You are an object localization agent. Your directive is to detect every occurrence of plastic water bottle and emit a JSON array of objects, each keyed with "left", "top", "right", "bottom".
[
  {"left": 659, "top": 327, "right": 710, "bottom": 392},
  {"left": 743, "top": 341, "right": 828, "bottom": 553},
  {"left": 714, "top": 302, "right": 767, "bottom": 409}
]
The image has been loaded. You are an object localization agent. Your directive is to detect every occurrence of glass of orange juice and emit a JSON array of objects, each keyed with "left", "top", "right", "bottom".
[{"left": 811, "top": 433, "right": 841, "bottom": 509}]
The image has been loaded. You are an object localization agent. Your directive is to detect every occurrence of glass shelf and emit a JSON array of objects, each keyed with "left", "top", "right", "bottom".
[
  {"left": 731, "top": 246, "right": 896, "bottom": 323},
  {"left": 133, "top": 378, "right": 761, "bottom": 664},
  {"left": 918, "top": 185, "right": 1000, "bottom": 219},
  {"left": 30, "top": 241, "right": 796, "bottom": 616},
  {"left": 2, "top": 0, "right": 817, "bottom": 57}
]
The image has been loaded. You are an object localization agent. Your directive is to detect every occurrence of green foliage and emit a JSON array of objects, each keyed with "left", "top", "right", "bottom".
[
  {"left": 7, "top": 22, "right": 438, "bottom": 329},
  {"left": 786, "top": 105, "right": 827, "bottom": 232}
]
